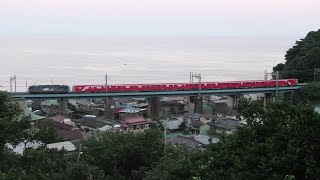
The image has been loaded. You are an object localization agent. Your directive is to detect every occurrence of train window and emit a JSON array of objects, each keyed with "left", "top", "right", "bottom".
[{"left": 138, "top": 85, "right": 142, "bottom": 88}]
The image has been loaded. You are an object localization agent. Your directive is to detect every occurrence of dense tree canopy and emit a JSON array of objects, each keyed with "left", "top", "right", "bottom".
[
  {"left": 0, "top": 92, "right": 30, "bottom": 151},
  {"left": 292, "top": 82, "right": 320, "bottom": 103},
  {"left": 273, "top": 29, "right": 320, "bottom": 82},
  {"left": 82, "top": 129, "right": 164, "bottom": 179},
  {"left": 199, "top": 100, "right": 320, "bottom": 179}
]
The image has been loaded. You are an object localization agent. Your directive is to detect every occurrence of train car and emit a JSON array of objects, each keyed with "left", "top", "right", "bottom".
[
  {"left": 73, "top": 79, "right": 298, "bottom": 93},
  {"left": 28, "top": 85, "right": 70, "bottom": 94},
  {"left": 73, "top": 85, "right": 106, "bottom": 93}
]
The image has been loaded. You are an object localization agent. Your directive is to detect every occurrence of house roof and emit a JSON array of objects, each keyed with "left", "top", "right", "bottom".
[
  {"left": 208, "top": 117, "right": 241, "bottom": 130},
  {"left": 184, "top": 113, "right": 204, "bottom": 120},
  {"left": 113, "top": 107, "right": 125, "bottom": 113},
  {"left": 49, "top": 115, "right": 66, "bottom": 122},
  {"left": 168, "top": 136, "right": 202, "bottom": 150},
  {"left": 213, "top": 103, "right": 237, "bottom": 116},
  {"left": 77, "top": 100, "right": 97, "bottom": 106},
  {"left": 56, "top": 130, "right": 83, "bottom": 141},
  {"left": 119, "top": 108, "right": 147, "bottom": 113},
  {"left": 51, "top": 120, "right": 74, "bottom": 130},
  {"left": 194, "top": 135, "right": 218, "bottom": 145},
  {"left": 98, "top": 125, "right": 112, "bottom": 132},
  {"left": 164, "top": 118, "right": 184, "bottom": 130},
  {"left": 15, "top": 99, "right": 45, "bottom": 121},
  {"left": 314, "top": 106, "right": 320, "bottom": 114},
  {"left": 47, "top": 141, "right": 76, "bottom": 151},
  {"left": 133, "top": 103, "right": 148, "bottom": 108},
  {"left": 190, "top": 120, "right": 205, "bottom": 128},
  {"left": 124, "top": 116, "right": 147, "bottom": 124}
]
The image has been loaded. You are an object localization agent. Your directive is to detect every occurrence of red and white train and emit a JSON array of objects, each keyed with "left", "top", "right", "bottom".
[{"left": 73, "top": 79, "right": 298, "bottom": 93}]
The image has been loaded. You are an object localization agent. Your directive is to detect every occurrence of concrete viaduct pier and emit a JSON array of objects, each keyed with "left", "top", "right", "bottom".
[
  {"left": 190, "top": 96, "right": 203, "bottom": 114},
  {"left": 58, "top": 98, "right": 68, "bottom": 116},
  {"left": 147, "top": 97, "right": 160, "bottom": 119}
]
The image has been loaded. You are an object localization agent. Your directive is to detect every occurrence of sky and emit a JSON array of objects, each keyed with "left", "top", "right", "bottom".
[{"left": 0, "top": 0, "right": 320, "bottom": 37}]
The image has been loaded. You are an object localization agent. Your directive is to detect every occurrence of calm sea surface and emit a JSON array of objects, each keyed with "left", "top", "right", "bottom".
[{"left": 0, "top": 36, "right": 298, "bottom": 92}]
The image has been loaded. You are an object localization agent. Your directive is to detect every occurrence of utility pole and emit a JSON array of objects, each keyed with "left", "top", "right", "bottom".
[
  {"left": 10, "top": 77, "right": 12, "bottom": 93},
  {"left": 26, "top": 80, "right": 28, "bottom": 92},
  {"left": 14, "top": 75, "right": 16, "bottom": 92},
  {"left": 105, "top": 74, "right": 108, "bottom": 118},
  {"left": 10, "top": 75, "right": 16, "bottom": 93},
  {"left": 264, "top": 70, "right": 280, "bottom": 104},
  {"left": 192, "top": 73, "right": 202, "bottom": 100},
  {"left": 164, "top": 111, "right": 170, "bottom": 149},
  {"left": 190, "top": 72, "right": 194, "bottom": 83},
  {"left": 77, "top": 143, "right": 83, "bottom": 165}
]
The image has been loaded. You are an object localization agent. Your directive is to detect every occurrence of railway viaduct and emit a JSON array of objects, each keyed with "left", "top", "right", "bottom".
[{"left": 11, "top": 84, "right": 305, "bottom": 119}]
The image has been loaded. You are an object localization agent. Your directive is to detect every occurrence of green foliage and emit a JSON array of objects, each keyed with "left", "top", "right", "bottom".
[
  {"left": 293, "top": 82, "right": 320, "bottom": 103},
  {"left": 33, "top": 121, "right": 61, "bottom": 144},
  {"left": 273, "top": 29, "right": 320, "bottom": 82},
  {"left": 144, "top": 145, "right": 205, "bottom": 180},
  {"left": 199, "top": 99, "right": 320, "bottom": 179},
  {"left": 63, "top": 163, "right": 106, "bottom": 180},
  {"left": 82, "top": 128, "right": 165, "bottom": 179},
  {"left": 0, "top": 91, "right": 31, "bottom": 151}
]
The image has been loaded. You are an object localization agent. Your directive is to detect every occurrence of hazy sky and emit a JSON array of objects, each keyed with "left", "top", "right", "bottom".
[{"left": 0, "top": 0, "right": 319, "bottom": 37}]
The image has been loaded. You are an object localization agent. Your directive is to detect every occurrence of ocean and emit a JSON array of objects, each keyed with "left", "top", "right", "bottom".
[{"left": 0, "top": 36, "right": 298, "bottom": 92}]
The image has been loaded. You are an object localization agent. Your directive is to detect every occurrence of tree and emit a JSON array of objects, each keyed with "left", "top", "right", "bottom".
[
  {"left": 273, "top": 29, "right": 320, "bottom": 82},
  {"left": 81, "top": 129, "right": 165, "bottom": 179},
  {"left": 0, "top": 91, "right": 31, "bottom": 151},
  {"left": 292, "top": 82, "right": 320, "bottom": 103},
  {"left": 199, "top": 99, "right": 320, "bottom": 179},
  {"left": 33, "top": 121, "right": 61, "bottom": 144},
  {"left": 144, "top": 145, "right": 204, "bottom": 180}
]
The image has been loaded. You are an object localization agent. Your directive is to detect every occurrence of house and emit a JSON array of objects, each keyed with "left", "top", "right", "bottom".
[
  {"left": 14, "top": 99, "right": 45, "bottom": 122},
  {"left": 183, "top": 113, "right": 204, "bottom": 124},
  {"left": 47, "top": 141, "right": 76, "bottom": 151},
  {"left": 208, "top": 117, "right": 243, "bottom": 134},
  {"left": 168, "top": 136, "right": 203, "bottom": 150},
  {"left": 183, "top": 113, "right": 212, "bottom": 134},
  {"left": 56, "top": 130, "right": 83, "bottom": 141},
  {"left": 212, "top": 102, "right": 238, "bottom": 119},
  {"left": 41, "top": 100, "right": 60, "bottom": 116},
  {"left": 163, "top": 117, "right": 184, "bottom": 130},
  {"left": 49, "top": 115, "right": 75, "bottom": 126},
  {"left": 121, "top": 116, "right": 149, "bottom": 132},
  {"left": 160, "top": 101, "right": 185, "bottom": 117},
  {"left": 168, "top": 134, "right": 218, "bottom": 150},
  {"left": 133, "top": 103, "right": 148, "bottom": 109},
  {"left": 119, "top": 108, "right": 147, "bottom": 121},
  {"left": 48, "top": 115, "right": 74, "bottom": 130},
  {"left": 113, "top": 107, "right": 125, "bottom": 120},
  {"left": 76, "top": 100, "right": 99, "bottom": 115}
]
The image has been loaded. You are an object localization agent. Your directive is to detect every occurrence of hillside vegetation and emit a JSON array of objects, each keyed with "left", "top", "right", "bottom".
[{"left": 273, "top": 29, "right": 320, "bottom": 82}]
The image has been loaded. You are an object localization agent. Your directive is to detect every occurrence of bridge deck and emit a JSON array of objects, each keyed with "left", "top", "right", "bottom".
[{"left": 11, "top": 85, "right": 304, "bottom": 100}]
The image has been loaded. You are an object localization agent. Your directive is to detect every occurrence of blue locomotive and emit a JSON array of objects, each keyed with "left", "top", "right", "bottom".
[{"left": 28, "top": 85, "right": 70, "bottom": 94}]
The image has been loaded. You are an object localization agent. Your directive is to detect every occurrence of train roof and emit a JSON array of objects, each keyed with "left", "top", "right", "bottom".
[
  {"left": 29, "top": 85, "right": 69, "bottom": 87},
  {"left": 73, "top": 79, "right": 297, "bottom": 87}
]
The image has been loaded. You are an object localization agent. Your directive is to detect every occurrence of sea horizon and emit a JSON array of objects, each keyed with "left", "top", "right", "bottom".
[{"left": 0, "top": 35, "right": 300, "bottom": 92}]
